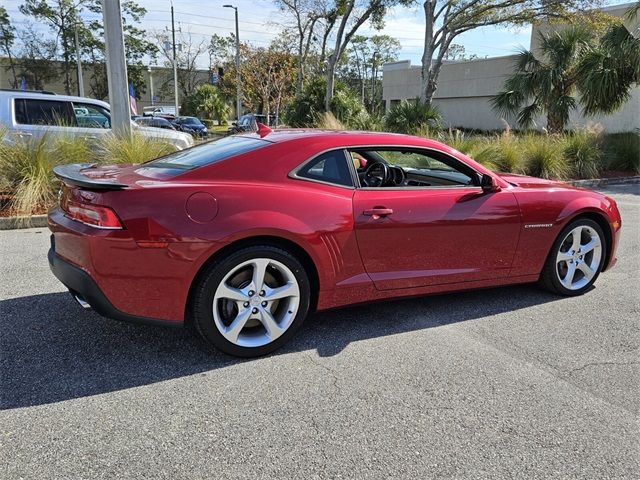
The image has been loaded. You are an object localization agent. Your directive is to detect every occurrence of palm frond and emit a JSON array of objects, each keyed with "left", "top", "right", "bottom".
[{"left": 517, "top": 102, "right": 542, "bottom": 129}]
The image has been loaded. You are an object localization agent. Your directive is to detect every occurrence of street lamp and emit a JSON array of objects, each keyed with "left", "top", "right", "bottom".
[
  {"left": 147, "top": 67, "right": 155, "bottom": 106},
  {"left": 223, "top": 4, "right": 242, "bottom": 121},
  {"left": 371, "top": 50, "right": 379, "bottom": 114}
]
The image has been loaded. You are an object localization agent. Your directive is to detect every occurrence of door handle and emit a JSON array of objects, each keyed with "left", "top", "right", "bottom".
[
  {"left": 363, "top": 207, "right": 393, "bottom": 219},
  {"left": 16, "top": 131, "right": 32, "bottom": 137}
]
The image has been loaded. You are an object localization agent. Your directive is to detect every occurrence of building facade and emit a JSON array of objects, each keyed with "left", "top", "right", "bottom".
[{"left": 382, "top": 3, "right": 639, "bottom": 133}]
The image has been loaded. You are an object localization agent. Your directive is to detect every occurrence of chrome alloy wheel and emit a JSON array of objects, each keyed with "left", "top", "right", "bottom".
[
  {"left": 555, "top": 225, "right": 603, "bottom": 291},
  {"left": 212, "top": 258, "right": 300, "bottom": 348}
]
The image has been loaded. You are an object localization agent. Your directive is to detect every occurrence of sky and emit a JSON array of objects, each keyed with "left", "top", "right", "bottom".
[{"left": 2, "top": 0, "right": 632, "bottom": 68}]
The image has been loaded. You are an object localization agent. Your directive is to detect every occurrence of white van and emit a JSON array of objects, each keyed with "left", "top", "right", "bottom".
[{"left": 0, "top": 90, "right": 193, "bottom": 150}]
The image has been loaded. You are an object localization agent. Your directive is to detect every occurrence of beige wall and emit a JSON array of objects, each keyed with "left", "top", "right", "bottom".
[{"left": 382, "top": 2, "right": 640, "bottom": 133}]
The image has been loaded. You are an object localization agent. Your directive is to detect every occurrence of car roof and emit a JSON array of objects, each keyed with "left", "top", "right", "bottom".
[
  {"left": 235, "top": 129, "right": 448, "bottom": 149},
  {"left": 0, "top": 90, "right": 111, "bottom": 109}
]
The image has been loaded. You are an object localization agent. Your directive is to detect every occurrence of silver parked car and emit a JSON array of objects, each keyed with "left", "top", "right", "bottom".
[{"left": 0, "top": 90, "right": 194, "bottom": 150}]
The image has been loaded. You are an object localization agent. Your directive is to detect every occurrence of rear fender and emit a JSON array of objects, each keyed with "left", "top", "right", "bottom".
[{"left": 186, "top": 211, "right": 337, "bottom": 293}]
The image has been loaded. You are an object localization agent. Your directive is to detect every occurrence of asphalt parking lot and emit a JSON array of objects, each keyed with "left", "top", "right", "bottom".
[{"left": 1, "top": 184, "right": 638, "bottom": 479}]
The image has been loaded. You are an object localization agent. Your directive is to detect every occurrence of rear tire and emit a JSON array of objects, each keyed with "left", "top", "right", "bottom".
[
  {"left": 191, "top": 245, "right": 310, "bottom": 357},
  {"left": 539, "top": 218, "right": 606, "bottom": 296}
]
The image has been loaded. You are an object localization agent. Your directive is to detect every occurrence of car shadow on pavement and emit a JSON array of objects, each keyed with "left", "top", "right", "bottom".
[{"left": 1, "top": 285, "right": 561, "bottom": 409}]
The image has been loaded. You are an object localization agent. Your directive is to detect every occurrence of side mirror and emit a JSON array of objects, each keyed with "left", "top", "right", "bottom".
[{"left": 480, "top": 174, "right": 499, "bottom": 193}]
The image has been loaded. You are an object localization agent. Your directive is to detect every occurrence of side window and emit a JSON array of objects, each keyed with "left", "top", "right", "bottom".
[
  {"left": 381, "top": 150, "right": 458, "bottom": 172},
  {"left": 15, "top": 99, "right": 76, "bottom": 126},
  {"left": 296, "top": 150, "right": 353, "bottom": 187},
  {"left": 352, "top": 148, "right": 476, "bottom": 188},
  {"left": 73, "top": 102, "right": 111, "bottom": 129},
  {"left": 14, "top": 99, "right": 27, "bottom": 124}
]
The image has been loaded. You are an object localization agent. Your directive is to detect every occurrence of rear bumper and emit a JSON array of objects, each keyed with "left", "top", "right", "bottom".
[{"left": 48, "top": 247, "right": 181, "bottom": 328}]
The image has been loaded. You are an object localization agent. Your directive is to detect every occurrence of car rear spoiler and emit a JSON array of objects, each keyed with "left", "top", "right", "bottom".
[{"left": 53, "top": 164, "right": 128, "bottom": 190}]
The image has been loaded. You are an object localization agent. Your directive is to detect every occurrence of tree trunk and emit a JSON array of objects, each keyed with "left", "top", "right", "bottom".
[
  {"left": 546, "top": 110, "right": 564, "bottom": 134},
  {"left": 6, "top": 48, "right": 18, "bottom": 88},
  {"left": 420, "top": 1, "right": 436, "bottom": 104},
  {"left": 325, "top": 55, "right": 336, "bottom": 112},
  {"left": 295, "top": 18, "right": 305, "bottom": 95},
  {"left": 324, "top": 1, "right": 355, "bottom": 112}
]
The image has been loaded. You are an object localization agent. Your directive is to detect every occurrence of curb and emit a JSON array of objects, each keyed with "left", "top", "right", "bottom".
[
  {"left": 568, "top": 176, "right": 640, "bottom": 187},
  {"left": 0, "top": 214, "right": 48, "bottom": 230}
]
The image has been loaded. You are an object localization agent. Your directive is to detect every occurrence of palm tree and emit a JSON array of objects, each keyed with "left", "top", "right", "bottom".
[
  {"left": 492, "top": 26, "right": 594, "bottom": 134},
  {"left": 576, "top": 3, "right": 640, "bottom": 115}
]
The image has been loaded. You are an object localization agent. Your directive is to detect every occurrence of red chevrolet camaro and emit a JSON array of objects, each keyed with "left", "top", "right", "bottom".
[{"left": 48, "top": 129, "right": 622, "bottom": 357}]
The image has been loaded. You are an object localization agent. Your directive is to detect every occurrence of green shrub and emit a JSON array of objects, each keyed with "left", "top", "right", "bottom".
[
  {"left": 604, "top": 131, "right": 640, "bottom": 173},
  {"left": 563, "top": 129, "right": 602, "bottom": 179},
  {"left": 521, "top": 134, "right": 570, "bottom": 179},
  {"left": 284, "top": 76, "right": 368, "bottom": 128},
  {"left": 182, "top": 84, "right": 230, "bottom": 125},
  {"left": 349, "top": 112, "right": 384, "bottom": 132},
  {"left": 384, "top": 100, "right": 441, "bottom": 134}
]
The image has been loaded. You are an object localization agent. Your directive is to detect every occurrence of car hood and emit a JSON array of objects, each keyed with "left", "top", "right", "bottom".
[{"left": 498, "top": 173, "right": 576, "bottom": 190}]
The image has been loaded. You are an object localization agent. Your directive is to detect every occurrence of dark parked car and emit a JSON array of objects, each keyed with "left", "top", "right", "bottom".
[
  {"left": 173, "top": 116, "right": 208, "bottom": 138},
  {"left": 228, "top": 114, "right": 274, "bottom": 134},
  {"left": 135, "top": 116, "right": 177, "bottom": 130}
]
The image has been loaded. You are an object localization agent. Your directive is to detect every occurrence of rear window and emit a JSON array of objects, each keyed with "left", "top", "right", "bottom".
[{"left": 141, "top": 135, "right": 269, "bottom": 174}]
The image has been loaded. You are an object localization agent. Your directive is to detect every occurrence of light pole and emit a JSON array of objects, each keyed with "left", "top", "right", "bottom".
[
  {"left": 74, "top": 24, "right": 85, "bottom": 97},
  {"left": 371, "top": 51, "right": 379, "bottom": 114},
  {"left": 101, "top": 0, "right": 131, "bottom": 136},
  {"left": 170, "top": 2, "right": 179, "bottom": 116},
  {"left": 223, "top": 4, "right": 242, "bottom": 120},
  {"left": 148, "top": 67, "right": 154, "bottom": 106}
]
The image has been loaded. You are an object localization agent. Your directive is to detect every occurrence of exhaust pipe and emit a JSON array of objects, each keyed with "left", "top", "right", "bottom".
[{"left": 71, "top": 291, "right": 92, "bottom": 310}]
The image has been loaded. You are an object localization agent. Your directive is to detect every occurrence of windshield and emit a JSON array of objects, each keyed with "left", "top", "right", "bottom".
[
  {"left": 182, "top": 117, "right": 202, "bottom": 125},
  {"left": 141, "top": 135, "right": 269, "bottom": 175}
]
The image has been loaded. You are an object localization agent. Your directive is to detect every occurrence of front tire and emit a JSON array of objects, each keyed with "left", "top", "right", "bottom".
[
  {"left": 539, "top": 218, "right": 606, "bottom": 296},
  {"left": 192, "top": 245, "right": 311, "bottom": 357}
]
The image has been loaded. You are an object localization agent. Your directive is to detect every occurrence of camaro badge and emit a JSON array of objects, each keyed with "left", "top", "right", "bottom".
[{"left": 524, "top": 223, "right": 553, "bottom": 229}]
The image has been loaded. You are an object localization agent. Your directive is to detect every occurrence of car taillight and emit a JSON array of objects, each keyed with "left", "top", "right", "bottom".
[{"left": 62, "top": 198, "right": 123, "bottom": 229}]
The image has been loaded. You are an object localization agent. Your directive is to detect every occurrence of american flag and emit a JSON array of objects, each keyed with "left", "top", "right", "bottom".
[{"left": 129, "top": 82, "right": 138, "bottom": 115}]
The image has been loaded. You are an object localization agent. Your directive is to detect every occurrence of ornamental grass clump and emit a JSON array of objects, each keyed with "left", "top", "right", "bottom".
[
  {"left": 0, "top": 133, "right": 179, "bottom": 216},
  {"left": 441, "top": 129, "right": 484, "bottom": 156},
  {"left": 563, "top": 128, "right": 603, "bottom": 179},
  {"left": 98, "top": 133, "right": 177, "bottom": 165},
  {"left": 604, "top": 131, "right": 640, "bottom": 173},
  {"left": 315, "top": 111, "right": 346, "bottom": 130},
  {"left": 521, "top": 134, "right": 570, "bottom": 179},
  {"left": 0, "top": 135, "right": 58, "bottom": 215},
  {"left": 492, "top": 132, "right": 525, "bottom": 174}
]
